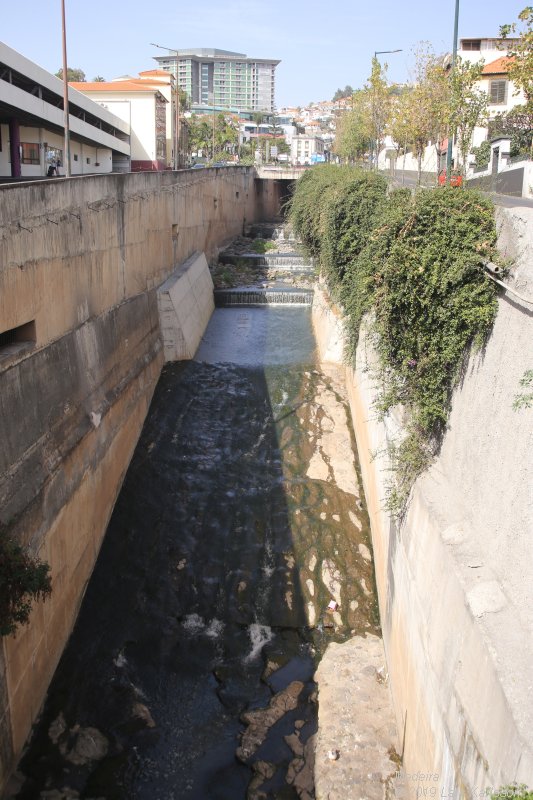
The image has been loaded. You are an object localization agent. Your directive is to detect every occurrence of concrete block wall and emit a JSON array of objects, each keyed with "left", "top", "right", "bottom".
[
  {"left": 311, "top": 204, "right": 533, "bottom": 797},
  {"left": 157, "top": 251, "right": 215, "bottom": 361},
  {"left": 0, "top": 167, "right": 282, "bottom": 790}
]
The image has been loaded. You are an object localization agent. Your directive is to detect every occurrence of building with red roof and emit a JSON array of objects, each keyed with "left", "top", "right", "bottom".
[{"left": 71, "top": 79, "right": 170, "bottom": 171}]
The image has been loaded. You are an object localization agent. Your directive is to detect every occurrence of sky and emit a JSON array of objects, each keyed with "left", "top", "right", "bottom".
[{"left": 1, "top": 0, "right": 527, "bottom": 108}]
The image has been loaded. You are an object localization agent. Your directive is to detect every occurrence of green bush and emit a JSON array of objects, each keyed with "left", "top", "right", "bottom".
[
  {"left": 251, "top": 238, "right": 277, "bottom": 254},
  {"left": 0, "top": 532, "right": 52, "bottom": 636},
  {"left": 290, "top": 170, "right": 498, "bottom": 513},
  {"left": 471, "top": 140, "right": 492, "bottom": 167},
  {"left": 513, "top": 369, "right": 533, "bottom": 409},
  {"left": 491, "top": 786, "right": 533, "bottom": 800},
  {"left": 320, "top": 170, "right": 387, "bottom": 290},
  {"left": 288, "top": 166, "right": 388, "bottom": 294},
  {"left": 365, "top": 187, "right": 497, "bottom": 433},
  {"left": 287, "top": 165, "right": 344, "bottom": 262}
]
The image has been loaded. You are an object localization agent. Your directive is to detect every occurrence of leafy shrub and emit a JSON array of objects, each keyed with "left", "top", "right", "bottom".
[
  {"left": 513, "top": 369, "right": 533, "bottom": 409},
  {"left": 251, "top": 238, "right": 277, "bottom": 254},
  {"left": 491, "top": 786, "right": 533, "bottom": 800},
  {"left": 0, "top": 532, "right": 52, "bottom": 636},
  {"left": 288, "top": 166, "right": 387, "bottom": 295},
  {"left": 471, "top": 140, "right": 492, "bottom": 167},
  {"left": 365, "top": 187, "right": 497, "bottom": 434},
  {"left": 287, "top": 165, "right": 345, "bottom": 262},
  {"left": 290, "top": 170, "right": 498, "bottom": 513}
]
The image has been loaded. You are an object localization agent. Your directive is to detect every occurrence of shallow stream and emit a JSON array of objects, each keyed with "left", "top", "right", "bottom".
[{"left": 15, "top": 245, "right": 379, "bottom": 800}]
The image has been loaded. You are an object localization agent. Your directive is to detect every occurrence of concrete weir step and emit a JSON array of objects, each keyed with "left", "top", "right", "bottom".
[
  {"left": 218, "top": 252, "right": 314, "bottom": 272},
  {"left": 214, "top": 288, "right": 314, "bottom": 306},
  {"left": 246, "top": 223, "right": 297, "bottom": 241}
]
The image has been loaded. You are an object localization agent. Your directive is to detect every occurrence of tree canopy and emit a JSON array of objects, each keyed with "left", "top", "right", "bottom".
[
  {"left": 449, "top": 57, "right": 487, "bottom": 172},
  {"left": 186, "top": 113, "right": 238, "bottom": 161},
  {"left": 333, "top": 91, "right": 371, "bottom": 161},
  {"left": 501, "top": 6, "right": 533, "bottom": 111},
  {"left": 500, "top": 6, "right": 533, "bottom": 155},
  {"left": 332, "top": 85, "right": 354, "bottom": 102},
  {"left": 55, "top": 67, "right": 86, "bottom": 82}
]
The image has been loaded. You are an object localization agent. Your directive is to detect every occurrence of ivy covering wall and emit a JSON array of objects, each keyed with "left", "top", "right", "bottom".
[{"left": 290, "top": 165, "right": 499, "bottom": 512}]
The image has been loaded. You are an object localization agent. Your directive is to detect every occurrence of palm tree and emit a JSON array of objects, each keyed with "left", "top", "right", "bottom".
[{"left": 252, "top": 111, "right": 264, "bottom": 136}]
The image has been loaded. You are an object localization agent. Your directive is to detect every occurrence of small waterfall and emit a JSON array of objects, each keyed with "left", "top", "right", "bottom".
[
  {"left": 219, "top": 253, "right": 314, "bottom": 272},
  {"left": 214, "top": 288, "right": 314, "bottom": 307}
]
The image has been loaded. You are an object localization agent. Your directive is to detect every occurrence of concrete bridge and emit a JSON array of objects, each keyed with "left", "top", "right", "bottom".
[{"left": 0, "top": 166, "right": 532, "bottom": 796}]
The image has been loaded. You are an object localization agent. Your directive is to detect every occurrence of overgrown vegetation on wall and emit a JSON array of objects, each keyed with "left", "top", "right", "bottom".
[
  {"left": 0, "top": 532, "right": 52, "bottom": 636},
  {"left": 492, "top": 785, "right": 533, "bottom": 800},
  {"left": 513, "top": 369, "right": 533, "bottom": 409},
  {"left": 290, "top": 165, "right": 499, "bottom": 512}
]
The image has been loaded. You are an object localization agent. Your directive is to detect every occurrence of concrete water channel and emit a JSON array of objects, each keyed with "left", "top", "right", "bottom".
[{"left": 13, "top": 228, "right": 385, "bottom": 800}]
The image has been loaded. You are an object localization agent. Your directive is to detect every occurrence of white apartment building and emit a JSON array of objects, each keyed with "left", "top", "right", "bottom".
[
  {"left": 469, "top": 55, "right": 525, "bottom": 153},
  {"left": 290, "top": 135, "right": 325, "bottom": 165},
  {"left": 458, "top": 36, "right": 520, "bottom": 67},
  {"left": 153, "top": 48, "right": 280, "bottom": 113}
]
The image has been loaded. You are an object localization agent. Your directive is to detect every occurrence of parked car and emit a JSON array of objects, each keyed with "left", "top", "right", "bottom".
[
  {"left": 438, "top": 169, "right": 463, "bottom": 187},
  {"left": 190, "top": 163, "right": 206, "bottom": 169}
]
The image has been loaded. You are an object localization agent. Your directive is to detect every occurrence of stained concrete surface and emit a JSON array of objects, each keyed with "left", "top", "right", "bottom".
[{"left": 315, "top": 635, "right": 407, "bottom": 800}]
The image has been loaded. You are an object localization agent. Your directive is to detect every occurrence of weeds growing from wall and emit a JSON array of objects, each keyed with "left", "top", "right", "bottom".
[
  {"left": 491, "top": 786, "right": 533, "bottom": 800},
  {"left": 289, "top": 166, "right": 499, "bottom": 514},
  {"left": 0, "top": 532, "right": 52, "bottom": 636},
  {"left": 513, "top": 369, "right": 533, "bottom": 409}
]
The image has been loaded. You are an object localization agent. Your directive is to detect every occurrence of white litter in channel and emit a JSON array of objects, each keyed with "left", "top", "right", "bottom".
[
  {"left": 182, "top": 613, "right": 205, "bottom": 633},
  {"left": 205, "top": 618, "right": 224, "bottom": 638},
  {"left": 244, "top": 623, "right": 273, "bottom": 663}
]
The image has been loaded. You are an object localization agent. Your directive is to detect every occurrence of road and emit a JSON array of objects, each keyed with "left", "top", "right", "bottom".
[{"left": 389, "top": 172, "right": 533, "bottom": 209}]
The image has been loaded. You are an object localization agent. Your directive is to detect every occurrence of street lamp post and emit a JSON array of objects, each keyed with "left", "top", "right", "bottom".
[
  {"left": 445, "top": 0, "right": 460, "bottom": 184},
  {"left": 374, "top": 49, "right": 403, "bottom": 58},
  {"left": 212, "top": 94, "right": 216, "bottom": 161},
  {"left": 371, "top": 49, "right": 402, "bottom": 169},
  {"left": 61, "top": 0, "right": 71, "bottom": 176}
]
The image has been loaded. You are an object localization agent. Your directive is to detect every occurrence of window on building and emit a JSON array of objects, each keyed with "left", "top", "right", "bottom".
[
  {"left": 21, "top": 142, "right": 40, "bottom": 164},
  {"left": 462, "top": 39, "right": 481, "bottom": 51},
  {"left": 490, "top": 80, "right": 507, "bottom": 104},
  {"left": 73, "top": 154, "right": 78, "bottom": 161}
]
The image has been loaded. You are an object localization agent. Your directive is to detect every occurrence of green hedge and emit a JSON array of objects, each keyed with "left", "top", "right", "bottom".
[{"left": 290, "top": 166, "right": 499, "bottom": 513}]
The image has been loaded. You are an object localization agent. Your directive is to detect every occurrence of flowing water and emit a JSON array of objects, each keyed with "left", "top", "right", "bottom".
[{"left": 14, "top": 234, "right": 379, "bottom": 800}]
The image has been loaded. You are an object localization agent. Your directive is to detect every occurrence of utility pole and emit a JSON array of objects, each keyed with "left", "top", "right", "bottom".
[
  {"left": 61, "top": 0, "right": 71, "bottom": 176},
  {"left": 176, "top": 82, "right": 181, "bottom": 168},
  {"left": 212, "top": 95, "right": 216, "bottom": 161},
  {"left": 446, "top": 0, "right": 460, "bottom": 184}
]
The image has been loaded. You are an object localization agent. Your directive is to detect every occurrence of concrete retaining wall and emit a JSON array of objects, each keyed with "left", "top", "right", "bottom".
[
  {"left": 0, "top": 167, "right": 282, "bottom": 789},
  {"left": 312, "top": 204, "right": 533, "bottom": 798},
  {"left": 157, "top": 251, "right": 214, "bottom": 361}
]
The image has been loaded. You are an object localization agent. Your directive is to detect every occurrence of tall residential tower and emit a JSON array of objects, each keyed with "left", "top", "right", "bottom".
[{"left": 153, "top": 48, "right": 280, "bottom": 113}]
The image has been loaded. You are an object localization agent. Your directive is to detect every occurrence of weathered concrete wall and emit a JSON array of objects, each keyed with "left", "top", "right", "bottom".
[
  {"left": 0, "top": 167, "right": 282, "bottom": 790},
  {"left": 312, "top": 205, "right": 533, "bottom": 797}
]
